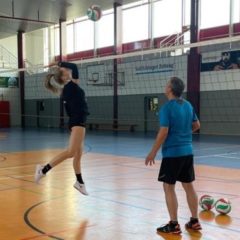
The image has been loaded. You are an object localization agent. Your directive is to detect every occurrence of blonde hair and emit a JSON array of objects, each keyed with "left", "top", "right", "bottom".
[{"left": 45, "top": 68, "right": 64, "bottom": 93}]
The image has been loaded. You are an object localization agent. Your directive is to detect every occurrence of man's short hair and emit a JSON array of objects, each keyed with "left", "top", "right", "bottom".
[{"left": 169, "top": 77, "right": 185, "bottom": 97}]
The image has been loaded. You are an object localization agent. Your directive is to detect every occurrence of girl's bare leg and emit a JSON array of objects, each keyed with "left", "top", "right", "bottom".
[
  {"left": 35, "top": 127, "right": 86, "bottom": 184},
  {"left": 49, "top": 126, "right": 85, "bottom": 168}
]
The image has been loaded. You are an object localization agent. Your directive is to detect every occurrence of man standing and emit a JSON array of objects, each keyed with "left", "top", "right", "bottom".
[{"left": 145, "top": 77, "right": 201, "bottom": 234}]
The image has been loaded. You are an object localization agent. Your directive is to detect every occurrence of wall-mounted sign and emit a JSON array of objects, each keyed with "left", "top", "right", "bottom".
[
  {"left": 0, "top": 77, "right": 18, "bottom": 88},
  {"left": 135, "top": 64, "right": 175, "bottom": 75},
  {"left": 201, "top": 50, "right": 240, "bottom": 72}
]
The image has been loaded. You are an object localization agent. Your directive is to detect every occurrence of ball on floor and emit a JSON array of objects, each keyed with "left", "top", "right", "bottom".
[
  {"left": 215, "top": 198, "right": 231, "bottom": 215},
  {"left": 199, "top": 195, "right": 215, "bottom": 211}
]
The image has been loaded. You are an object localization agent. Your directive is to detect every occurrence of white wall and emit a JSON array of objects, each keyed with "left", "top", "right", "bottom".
[
  {"left": 0, "top": 35, "right": 17, "bottom": 57},
  {"left": 25, "top": 29, "right": 45, "bottom": 66}
]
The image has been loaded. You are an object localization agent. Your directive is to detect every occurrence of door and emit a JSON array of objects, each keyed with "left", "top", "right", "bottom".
[
  {"left": 144, "top": 96, "right": 159, "bottom": 132},
  {"left": 36, "top": 100, "right": 45, "bottom": 128}
]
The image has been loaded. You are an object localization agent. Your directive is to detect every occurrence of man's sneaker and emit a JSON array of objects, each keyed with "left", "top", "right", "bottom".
[
  {"left": 157, "top": 222, "right": 182, "bottom": 234},
  {"left": 35, "top": 165, "right": 45, "bottom": 184},
  {"left": 185, "top": 219, "right": 202, "bottom": 231},
  {"left": 73, "top": 181, "right": 89, "bottom": 196}
]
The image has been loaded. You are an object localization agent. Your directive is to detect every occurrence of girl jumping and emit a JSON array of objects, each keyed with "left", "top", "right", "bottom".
[{"left": 34, "top": 61, "right": 89, "bottom": 195}]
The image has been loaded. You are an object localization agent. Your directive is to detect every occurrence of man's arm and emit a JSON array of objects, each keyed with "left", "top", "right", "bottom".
[
  {"left": 192, "top": 120, "right": 200, "bottom": 133},
  {"left": 145, "top": 127, "right": 168, "bottom": 166}
]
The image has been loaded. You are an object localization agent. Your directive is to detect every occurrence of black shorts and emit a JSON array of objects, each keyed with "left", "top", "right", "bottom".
[
  {"left": 68, "top": 117, "right": 87, "bottom": 130},
  {"left": 158, "top": 155, "right": 195, "bottom": 184}
]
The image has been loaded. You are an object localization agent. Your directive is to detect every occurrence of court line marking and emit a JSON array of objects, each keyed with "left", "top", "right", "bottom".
[
  {"left": 91, "top": 187, "right": 239, "bottom": 199},
  {"left": 0, "top": 157, "right": 119, "bottom": 170},
  {"left": 3, "top": 175, "right": 72, "bottom": 192},
  {"left": 3, "top": 162, "right": 240, "bottom": 185},
  {"left": 193, "top": 144, "right": 240, "bottom": 151},
  {"left": 217, "top": 155, "right": 240, "bottom": 160},
  {"left": 0, "top": 176, "right": 11, "bottom": 180},
  {"left": 2, "top": 147, "right": 240, "bottom": 170},
  {"left": 0, "top": 186, "right": 18, "bottom": 191},
  {"left": 197, "top": 178, "right": 240, "bottom": 184},
  {"left": 195, "top": 153, "right": 239, "bottom": 159},
  {"left": 89, "top": 195, "right": 151, "bottom": 211},
  {"left": 20, "top": 223, "right": 97, "bottom": 240},
  {"left": 1, "top": 149, "right": 238, "bottom": 237},
  {"left": 0, "top": 164, "right": 37, "bottom": 170},
  {"left": 114, "top": 162, "right": 240, "bottom": 183},
  {"left": 0, "top": 167, "right": 148, "bottom": 182},
  {"left": 0, "top": 180, "right": 49, "bottom": 195},
  {"left": 24, "top": 200, "right": 64, "bottom": 240},
  {"left": 122, "top": 193, "right": 240, "bottom": 221},
  {"left": 29, "top": 189, "right": 240, "bottom": 236},
  {"left": 87, "top": 197, "right": 240, "bottom": 238},
  {"left": 16, "top": 173, "right": 239, "bottom": 239}
]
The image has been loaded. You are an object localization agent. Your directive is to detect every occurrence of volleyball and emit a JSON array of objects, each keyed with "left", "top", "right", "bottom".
[
  {"left": 87, "top": 5, "right": 102, "bottom": 22},
  {"left": 199, "top": 195, "right": 215, "bottom": 211},
  {"left": 215, "top": 198, "right": 231, "bottom": 215}
]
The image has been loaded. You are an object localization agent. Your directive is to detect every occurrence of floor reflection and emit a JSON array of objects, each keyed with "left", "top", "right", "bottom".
[{"left": 74, "top": 220, "right": 89, "bottom": 240}]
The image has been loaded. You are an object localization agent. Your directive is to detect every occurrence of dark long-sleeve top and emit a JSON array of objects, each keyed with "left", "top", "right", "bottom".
[{"left": 59, "top": 62, "right": 89, "bottom": 119}]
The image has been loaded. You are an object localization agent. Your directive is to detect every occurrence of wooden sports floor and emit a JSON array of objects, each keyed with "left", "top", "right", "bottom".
[{"left": 0, "top": 129, "right": 240, "bottom": 240}]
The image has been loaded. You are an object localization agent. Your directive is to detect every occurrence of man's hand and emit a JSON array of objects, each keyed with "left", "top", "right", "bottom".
[
  {"left": 145, "top": 127, "right": 168, "bottom": 167},
  {"left": 145, "top": 151, "right": 156, "bottom": 166}
]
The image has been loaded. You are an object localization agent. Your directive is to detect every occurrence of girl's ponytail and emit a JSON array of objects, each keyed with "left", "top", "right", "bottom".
[
  {"left": 44, "top": 68, "right": 63, "bottom": 94},
  {"left": 45, "top": 73, "right": 59, "bottom": 93}
]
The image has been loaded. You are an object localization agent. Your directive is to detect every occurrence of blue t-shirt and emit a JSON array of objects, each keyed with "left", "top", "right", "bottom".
[{"left": 159, "top": 99, "right": 198, "bottom": 158}]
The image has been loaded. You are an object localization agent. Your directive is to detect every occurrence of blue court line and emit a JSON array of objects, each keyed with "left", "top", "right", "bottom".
[
  {"left": 1, "top": 128, "right": 240, "bottom": 169},
  {"left": 89, "top": 195, "right": 151, "bottom": 211},
  {"left": 89, "top": 187, "right": 239, "bottom": 199}
]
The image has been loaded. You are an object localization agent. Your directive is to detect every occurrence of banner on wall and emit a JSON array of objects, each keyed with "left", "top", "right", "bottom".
[
  {"left": 201, "top": 50, "right": 240, "bottom": 72},
  {"left": 135, "top": 63, "right": 175, "bottom": 75},
  {"left": 0, "top": 77, "right": 19, "bottom": 88}
]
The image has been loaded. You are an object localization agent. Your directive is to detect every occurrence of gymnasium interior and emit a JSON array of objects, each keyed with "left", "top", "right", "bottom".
[{"left": 0, "top": 0, "right": 240, "bottom": 239}]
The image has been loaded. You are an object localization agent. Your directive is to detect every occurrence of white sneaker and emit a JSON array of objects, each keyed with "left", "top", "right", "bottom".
[
  {"left": 35, "top": 165, "right": 45, "bottom": 184},
  {"left": 73, "top": 181, "right": 89, "bottom": 196}
]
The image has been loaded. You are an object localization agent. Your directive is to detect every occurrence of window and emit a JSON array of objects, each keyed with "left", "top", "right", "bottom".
[
  {"left": 96, "top": 13, "right": 114, "bottom": 48},
  {"left": 67, "top": 23, "right": 74, "bottom": 54},
  {"left": 183, "top": 0, "right": 191, "bottom": 27},
  {"left": 233, "top": 0, "right": 240, "bottom": 23},
  {"left": 153, "top": 0, "right": 182, "bottom": 37},
  {"left": 75, "top": 19, "right": 94, "bottom": 51},
  {"left": 43, "top": 28, "right": 49, "bottom": 67},
  {"left": 54, "top": 27, "right": 60, "bottom": 56},
  {"left": 122, "top": 4, "right": 149, "bottom": 43},
  {"left": 200, "top": 0, "right": 230, "bottom": 29},
  {"left": 123, "top": 0, "right": 148, "bottom": 9}
]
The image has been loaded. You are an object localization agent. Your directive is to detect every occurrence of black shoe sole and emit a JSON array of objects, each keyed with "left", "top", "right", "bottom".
[{"left": 157, "top": 230, "right": 182, "bottom": 235}]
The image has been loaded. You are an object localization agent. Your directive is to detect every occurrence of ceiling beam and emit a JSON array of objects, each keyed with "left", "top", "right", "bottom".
[{"left": 0, "top": 15, "right": 56, "bottom": 25}]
